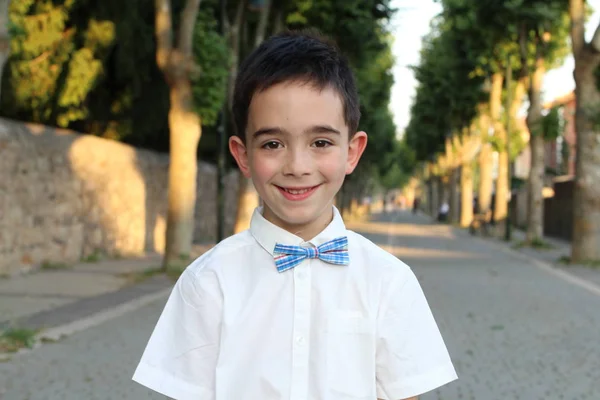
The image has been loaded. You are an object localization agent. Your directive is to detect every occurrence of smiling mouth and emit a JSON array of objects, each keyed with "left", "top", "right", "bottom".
[{"left": 275, "top": 184, "right": 321, "bottom": 200}]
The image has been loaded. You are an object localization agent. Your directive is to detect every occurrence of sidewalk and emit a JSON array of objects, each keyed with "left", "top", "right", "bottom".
[
  {"left": 0, "top": 245, "right": 212, "bottom": 343},
  {"left": 424, "top": 211, "right": 600, "bottom": 290}
]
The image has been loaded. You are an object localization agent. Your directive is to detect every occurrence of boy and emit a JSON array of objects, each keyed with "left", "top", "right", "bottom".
[{"left": 133, "top": 30, "right": 457, "bottom": 400}]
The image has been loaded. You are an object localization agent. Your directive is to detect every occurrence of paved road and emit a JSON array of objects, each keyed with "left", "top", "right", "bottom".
[{"left": 1, "top": 210, "right": 599, "bottom": 399}]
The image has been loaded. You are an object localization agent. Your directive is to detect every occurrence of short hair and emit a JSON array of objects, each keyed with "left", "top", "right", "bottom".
[{"left": 232, "top": 29, "right": 361, "bottom": 141}]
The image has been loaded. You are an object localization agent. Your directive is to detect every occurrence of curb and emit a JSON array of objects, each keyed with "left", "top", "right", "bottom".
[
  {"left": 482, "top": 237, "right": 600, "bottom": 297},
  {"left": 39, "top": 286, "right": 172, "bottom": 342},
  {"left": 0, "top": 275, "right": 173, "bottom": 340},
  {"left": 442, "top": 217, "right": 600, "bottom": 298}
]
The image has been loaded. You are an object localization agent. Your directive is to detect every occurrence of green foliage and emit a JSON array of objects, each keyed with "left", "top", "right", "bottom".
[
  {"left": 1, "top": 0, "right": 229, "bottom": 155},
  {"left": 542, "top": 106, "right": 564, "bottom": 141},
  {"left": 380, "top": 139, "right": 415, "bottom": 190},
  {"left": 406, "top": 0, "right": 570, "bottom": 166},
  {"left": 405, "top": 15, "right": 485, "bottom": 163},
  {"left": 192, "top": 6, "right": 230, "bottom": 127},
  {"left": 41, "top": 260, "right": 71, "bottom": 270},
  {"left": 0, "top": 328, "right": 38, "bottom": 353},
  {"left": 2, "top": 1, "right": 115, "bottom": 127}
]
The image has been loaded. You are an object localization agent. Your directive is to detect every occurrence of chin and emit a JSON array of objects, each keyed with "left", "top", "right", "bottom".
[
  {"left": 278, "top": 203, "right": 333, "bottom": 225},
  {"left": 276, "top": 208, "right": 316, "bottom": 224}
]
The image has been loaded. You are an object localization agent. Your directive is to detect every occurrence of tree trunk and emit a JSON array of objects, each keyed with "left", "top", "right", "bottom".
[
  {"left": 443, "top": 137, "right": 458, "bottom": 224},
  {"left": 478, "top": 112, "right": 493, "bottom": 218},
  {"left": 526, "top": 54, "right": 546, "bottom": 243},
  {"left": 490, "top": 72, "right": 509, "bottom": 230},
  {"left": 0, "top": 0, "right": 11, "bottom": 101},
  {"left": 254, "top": 0, "right": 272, "bottom": 48},
  {"left": 164, "top": 79, "right": 202, "bottom": 264},
  {"left": 273, "top": 6, "right": 284, "bottom": 34},
  {"left": 510, "top": 77, "right": 528, "bottom": 125},
  {"left": 233, "top": 175, "right": 259, "bottom": 233},
  {"left": 431, "top": 176, "right": 440, "bottom": 217},
  {"left": 460, "top": 161, "right": 474, "bottom": 227},
  {"left": 155, "top": 0, "right": 203, "bottom": 269},
  {"left": 449, "top": 167, "right": 459, "bottom": 224},
  {"left": 570, "top": 0, "right": 600, "bottom": 261},
  {"left": 458, "top": 131, "right": 479, "bottom": 228},
  {"left": 226, "top": 0, "right": 246, "bottom": 111}
]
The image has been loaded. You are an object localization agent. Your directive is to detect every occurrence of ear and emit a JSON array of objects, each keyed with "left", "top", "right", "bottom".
[
  {"left": 229, "top": 136, "right": 252, "bottom": 178},
  {"left": 345, "top": 131, "right": 368, "bottom": 175}
]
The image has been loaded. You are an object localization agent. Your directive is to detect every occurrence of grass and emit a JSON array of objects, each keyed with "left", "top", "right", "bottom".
[
  {"left": 40, "top": 261, "right": 71, "bottom": 270},
  {"left": 81, "top": 250, "right": 102, "bottom": 263},
  {"left": 120, "top": 267, "right": 162, "bottom": 285},
  {"left": 513, "top": 237, "right": 554, "bottom": 250},
  {"left": 0, "top": 328, "right": 38, "bottom": 353},
  {"left": 558, "top": 255, "right": 600, "bottom": 268}
]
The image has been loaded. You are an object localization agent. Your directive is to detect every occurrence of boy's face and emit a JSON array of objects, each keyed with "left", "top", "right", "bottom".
[{"left": 229, "top": 81, "right": 367, "bottom": 239}]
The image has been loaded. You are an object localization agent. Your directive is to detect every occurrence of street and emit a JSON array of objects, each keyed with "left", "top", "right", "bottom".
[{"left": 1, "top": 210, "right": 599, "bottom": 400}]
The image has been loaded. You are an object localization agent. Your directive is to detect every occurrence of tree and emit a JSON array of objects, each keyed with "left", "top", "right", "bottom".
[
  {"left": 516, "top": 2, "right": 569, "bottom": 244},
  {"left": 0, "top": 0, "right": 10, "bottom": 100},
  {"left": 155, "top": 0, "right": 204, "bottom": 269},
  {"left": 476, "top": 105, "right": 494, "bottom": 219},
  {"left": 569, "top": 0, "right": 600, "bottom": 262},
  {"left": 405, "top": 10, "right": 485, "bottom": 225},
  {"left": 2, "top": 0, "right": 118, "bottom": 128}
]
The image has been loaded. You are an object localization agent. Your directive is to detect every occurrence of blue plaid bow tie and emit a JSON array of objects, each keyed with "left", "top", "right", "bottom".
[{"left": 273, "top": 236, "right": 350, "bottom": 272}]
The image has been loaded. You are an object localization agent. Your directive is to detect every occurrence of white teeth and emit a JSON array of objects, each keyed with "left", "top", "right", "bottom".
[{"left": 285, "top": 188, "right": 310, "bottom": 194}]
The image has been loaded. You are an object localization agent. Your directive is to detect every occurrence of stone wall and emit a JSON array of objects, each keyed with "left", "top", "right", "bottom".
[{"left": 0, "top": 118, "right": 239, "bottom": 275}]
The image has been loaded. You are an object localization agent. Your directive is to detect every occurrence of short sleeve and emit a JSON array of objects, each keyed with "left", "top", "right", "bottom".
[
  {"left": 376, "top": 267, "right": 457, "bottom": 399},
  {"left": 132, "top": 266, "right": 223, "bottom": 400}
]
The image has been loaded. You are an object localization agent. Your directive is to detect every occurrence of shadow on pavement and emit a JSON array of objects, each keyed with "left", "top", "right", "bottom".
[{"left": 346, "top": 210, "right": 498, "bottom": 261}]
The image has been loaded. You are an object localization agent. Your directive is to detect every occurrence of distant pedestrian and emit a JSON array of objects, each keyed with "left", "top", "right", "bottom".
[
  {"left": 438, "top": 201, "right": 449, "bottom": 222},
  {"left": 413, "top": 196, "right": 420, "bottom": 214}
]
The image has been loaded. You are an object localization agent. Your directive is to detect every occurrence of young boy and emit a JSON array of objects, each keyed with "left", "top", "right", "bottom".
[{"left": 133, "top": 30, "right": 457, "bottom": 400}]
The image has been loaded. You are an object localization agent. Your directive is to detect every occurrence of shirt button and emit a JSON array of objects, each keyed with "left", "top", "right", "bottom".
[
  {"left": 295, "top": 336, "right": 305, "bottom": 345},
  {"left": 296, "top": 270, "right": 306, "bottom": 279}
]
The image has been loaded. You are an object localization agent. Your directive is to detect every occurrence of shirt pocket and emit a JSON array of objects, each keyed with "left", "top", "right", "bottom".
[{"left": 326, "top": 314, "right": 376, "bottom": 399}]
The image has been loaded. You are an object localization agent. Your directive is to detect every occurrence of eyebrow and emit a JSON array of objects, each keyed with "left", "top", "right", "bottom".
[{"left": 251, "top": 125, "right": 341, "bottom": 139}]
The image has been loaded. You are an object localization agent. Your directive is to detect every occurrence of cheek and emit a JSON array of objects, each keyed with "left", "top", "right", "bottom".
[
  {"left": 319, "top": 152, "right": 348, "bottom": 179},
  {"left": 250, "top": 153, "right": 279, "bottom": 182}
]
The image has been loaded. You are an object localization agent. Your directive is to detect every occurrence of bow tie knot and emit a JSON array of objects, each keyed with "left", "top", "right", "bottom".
[
  {"left": 305, "top": 247, "right": 319, "bottom": 259},
  {"left": 274, "top": 236, "right": 349, "bottom": 273}
]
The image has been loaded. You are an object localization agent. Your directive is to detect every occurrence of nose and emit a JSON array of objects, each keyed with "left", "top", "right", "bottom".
[{"left": 282, "top": 147, "right": 312, "bottom": 177}]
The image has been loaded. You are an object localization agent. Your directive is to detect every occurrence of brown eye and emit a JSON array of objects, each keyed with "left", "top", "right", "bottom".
[
  {"left": 313, "top": 140, "right": 332, "bottom": 148},
  {"left": 262, "top": 141, "right": 282, "bottom": 150}
]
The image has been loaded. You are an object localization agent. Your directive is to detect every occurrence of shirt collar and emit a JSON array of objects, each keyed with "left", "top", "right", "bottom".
[{"left": 249, "top": 206, "right": 348, "bottom": 256}]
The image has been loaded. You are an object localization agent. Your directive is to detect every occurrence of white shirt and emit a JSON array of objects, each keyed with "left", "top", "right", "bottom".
[{"left": 133, "top": 207, "right": 457, "bottom": 400}]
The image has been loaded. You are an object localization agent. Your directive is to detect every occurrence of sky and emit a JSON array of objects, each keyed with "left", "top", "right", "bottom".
[{"left": 389, "top": 0, "right": 600, "bottom": 136}]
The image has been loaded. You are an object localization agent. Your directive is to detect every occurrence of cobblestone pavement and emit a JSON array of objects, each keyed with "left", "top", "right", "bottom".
[
  {"left": 358, "top": 211, "right": 600, "bottom": 400},
  {"left": 0, "top": 297, "right": 167, "bottom": 400},
  {"left": 1, "top": 210, "right": 599, "bottom": 400}
]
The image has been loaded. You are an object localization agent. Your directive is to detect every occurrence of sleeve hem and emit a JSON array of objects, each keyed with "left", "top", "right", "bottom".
[
  {"left": 132, "top": 362, "right": 213, "bottom": 400},
  {"left": 377, "top": 363, "right": 458, "bottom": 399}
]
